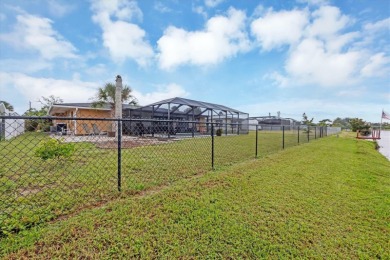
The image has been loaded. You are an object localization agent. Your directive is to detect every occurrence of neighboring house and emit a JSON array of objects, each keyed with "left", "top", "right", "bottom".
[
  {"left": 0, "top": 102, "right": 25, "bottom": 140},
  {"left": 249, "top": 115, "right": 300, "bottom": 131}
]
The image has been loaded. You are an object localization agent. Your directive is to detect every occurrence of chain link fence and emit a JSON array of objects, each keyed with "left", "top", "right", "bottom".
[{"left": 0, "top": 116, "right": 338, "bottom": 236}]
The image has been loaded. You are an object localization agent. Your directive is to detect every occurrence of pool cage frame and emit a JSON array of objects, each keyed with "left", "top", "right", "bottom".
[{"left": 122, "top": 97, "right": 249, "bottom": 137}]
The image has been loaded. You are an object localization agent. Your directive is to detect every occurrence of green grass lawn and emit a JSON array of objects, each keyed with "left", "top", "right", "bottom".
[
  {"left": 1, "top": 130, "right": 302, "bottom": 236},
  {"left": 0, "top": 133, "right": 388, "bottom": 258}
]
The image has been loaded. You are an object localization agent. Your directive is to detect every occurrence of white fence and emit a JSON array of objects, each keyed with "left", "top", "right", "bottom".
[
  {"left": 326, "top": 127, "right": 341, "bottom": 135},
  {"left": 248, "top": 121, "right": 342, "bottom": 135},
  {"left": 0, "top": 103, "right": 25, "bottom": 140}
]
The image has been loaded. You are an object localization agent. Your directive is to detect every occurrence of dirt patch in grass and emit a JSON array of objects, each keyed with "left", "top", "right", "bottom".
[{"left": 95, "top": 138, "right": 174, "bottom": 149}]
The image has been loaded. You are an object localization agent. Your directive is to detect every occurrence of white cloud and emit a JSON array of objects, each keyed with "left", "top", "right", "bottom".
[
  {"left": 154, "top": 2, "right": 172, "bottom": 13},
  {"left": 91, "top": 0, "right": 143, "bottom": 22},
  {"left": 254, "top": 5, "right": 388, "bottom": 88},
  {"left": 205, "top": 0, "right": 225, "bottom": 8},
  {"left": 251, "top": 9, "right": 309, "bottom": 50},
  {"left": 363, "top": 18, "right": 390, "bottom": 33},
  {"left": 48, "top": 0, "right": 75, "bottom": 17},
  {"left": 354, "top": 18, "right": 390, "bottom": 50},
  {"left": 100, "top": 21, "right": 154, "bottom": 65},
  {"left": 0, "top": 13, "right": 77, "bottom": 59},
  {"left": 361, "top": 53, "right": 390, "bottom": 77},
  {"left": 0, "top": 72, "right": 98, "bottom": 104},
  {"left": 132, "top": 83, "right": 189, "bottom": 105},
  {"left": 285, "top": 38, "right": 361, "bottom": 87},
  {"left": 0, "top": 72, "right": 189, "bottom": 111},
  {"left": 157, "top": 8, "right": 251, "bottom": 70},
  {"left": 85, "top": 63, "right": 108, "bottom": 77},
  {"left": 91, "top": 0, "right": 153, "bottom": 66},
  {"left": 296, "top": 0, "right": 329, "bottom": 6},
  {"left": 192, "top": 5, "right": 208, "bottom": 19},
  {"left": 307, "top": 6, "right": 352, "bottom": 39},
  {"left": 263, "top": 72, "right": 289, "bottom": 88},
  {"left": 0, "top": 59, "right": 52, "bottom": 73}
]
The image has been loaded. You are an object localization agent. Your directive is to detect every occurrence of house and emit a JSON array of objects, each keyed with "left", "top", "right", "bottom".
[
  {"left": 48, "top": 103, "right": 137, "bottom": 135},
  {"left": 0, "top": 102, "right": 25, "bottom": 140},
  {"left": 249, "top": 115, "right": 300, "bottom": 131}
]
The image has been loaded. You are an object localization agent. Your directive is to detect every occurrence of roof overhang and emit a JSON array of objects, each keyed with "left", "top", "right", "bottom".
[{"left": 48, "top": 104, "right": 110, "bottom": 115}]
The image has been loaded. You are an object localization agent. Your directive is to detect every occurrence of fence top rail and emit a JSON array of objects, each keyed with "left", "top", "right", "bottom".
[
  {"left": 0, "top": 116, "right": 329, "bottom": 129},
  {"left": 0, "top": 115, "right": 249, "bottom": 125}
]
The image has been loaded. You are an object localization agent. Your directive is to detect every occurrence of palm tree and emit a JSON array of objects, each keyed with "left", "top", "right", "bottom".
[
  {"left": 0, "top": 101, "right": 14, "bottom": 111},
  {"left": 91, "top": 82, "right": 138, "bottom": 134},
  {"left": 92, "top": 83, "right": 138, "bottom": 111}
]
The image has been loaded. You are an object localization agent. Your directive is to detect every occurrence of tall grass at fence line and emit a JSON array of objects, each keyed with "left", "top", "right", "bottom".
[{"left": 1, "top": 129, "right": 318, "bottom": 236}]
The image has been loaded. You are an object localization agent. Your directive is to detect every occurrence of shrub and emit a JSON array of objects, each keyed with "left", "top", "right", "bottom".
[
  {"left": 350, "top": 118, "right": 371, "bottom": 132},
  {"left": 35, "top": 138, "right": 75, "bottom": 160},
  {"left": 216, "top": 129, "right": 223, "bottom": 136}
]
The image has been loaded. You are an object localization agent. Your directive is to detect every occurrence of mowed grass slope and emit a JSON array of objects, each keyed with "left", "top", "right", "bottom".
[
  {"left": 0, "top": 130, "right": 297, "bottom": 235},
  {"left": 1, "top": 135, "right": 389, "bottom": 258}
]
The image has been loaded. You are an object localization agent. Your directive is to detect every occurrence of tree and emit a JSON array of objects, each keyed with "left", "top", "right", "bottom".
[
  {"left": 0, "top": 101, "right": 14, "bottom": 111},
  {"left": 302, "top": 113, "right": 314, "bottom": 126},
  {"left": 38, "top": 95, "right": 63, "bottom": 113},
  {"left": 23, "top": 95, "right": 63, "bottom": 132},
  {"left": 91, "top": 83, "right": 137, "bottom": 111},
  {"left": 332, "top": 117, "right": 351, "bottom": 129},
  {"left": 318, "top": 119, "right": 331, "bottom": 126},
  {"left": 349, "top": 118, "right": 371, "bottom": 134}
]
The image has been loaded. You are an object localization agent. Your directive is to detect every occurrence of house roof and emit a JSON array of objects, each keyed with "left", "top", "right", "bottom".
[
  {"left": 0, "top": 102, "right": 19, "bottom": 116},
  {"left": 141, "top": 97, "right": 247, "bottom": 114},
  {"left": 249, "top": 116, "right": 300, "bottom": 123}
]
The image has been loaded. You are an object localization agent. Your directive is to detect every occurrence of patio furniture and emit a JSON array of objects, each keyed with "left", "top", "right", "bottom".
[
  {"left": 92, "top": 123, "right": 107, "bottom": 135},
  {"left": 81, "top": 123, "right": 94, "bottom": 136}
]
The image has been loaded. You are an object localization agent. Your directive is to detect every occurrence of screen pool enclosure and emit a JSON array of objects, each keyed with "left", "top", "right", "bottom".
[{"left": 123, "top": 97, "right": 249, "bottom": 137}]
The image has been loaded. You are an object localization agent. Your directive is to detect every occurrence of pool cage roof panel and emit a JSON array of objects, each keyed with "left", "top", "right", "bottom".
[{"left": 141, "top": 97, "right": 247, "bottom": 115}]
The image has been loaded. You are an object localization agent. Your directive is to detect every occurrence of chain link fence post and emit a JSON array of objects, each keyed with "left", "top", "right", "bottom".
[
  {"left": 117, "top": 119, "right": 122, "bottom": 192},
  {"left": 211, "top": 123, "right": 214, "bottom": 170},
  {"left": 298, "top": 126, "right": 300, "bottom": 144},
  {"left": 255, "top": 125, "right": 258, "bottom": 158},
  {"left": 282, "top": 126, "right": 285, "bottom": 149}
]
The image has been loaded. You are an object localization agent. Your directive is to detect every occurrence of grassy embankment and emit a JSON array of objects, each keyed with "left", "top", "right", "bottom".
[
  {"left": 1, "top": 130, "right": 306, "bottom": 235},
  {"left": 1, "top": 132, "right": 389, "bottom": 258}
]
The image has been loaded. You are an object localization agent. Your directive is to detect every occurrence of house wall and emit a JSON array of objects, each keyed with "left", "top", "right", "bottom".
[
  {"left": 75, "top": 109, "right": 112, "bottom": 135},
  {"left": 0, "top": 103, "right": 25, "bottom": 140},
  {"left": 52, "top": 108, "right": 112, "bottom": 135}
]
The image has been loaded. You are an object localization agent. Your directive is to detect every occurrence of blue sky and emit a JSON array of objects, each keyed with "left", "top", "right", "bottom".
[{"left": 0, "top": 0, "right": 389, "bottom": 122}]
